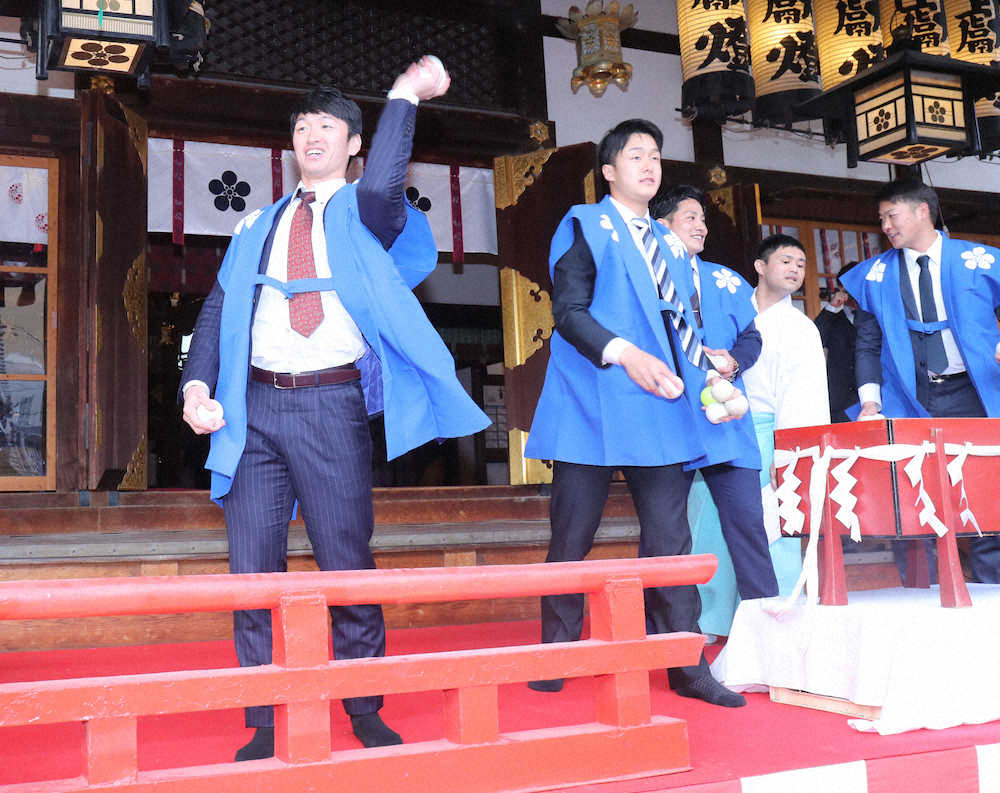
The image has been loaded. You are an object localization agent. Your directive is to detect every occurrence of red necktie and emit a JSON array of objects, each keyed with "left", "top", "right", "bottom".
[{"left": 287, "top": 190, "right": 324, "bottom": 337}]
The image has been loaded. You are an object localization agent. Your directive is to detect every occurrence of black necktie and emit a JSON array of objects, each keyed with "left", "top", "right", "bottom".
[{"left": 916, "top": 254, "right": 948, "bottom": 374}]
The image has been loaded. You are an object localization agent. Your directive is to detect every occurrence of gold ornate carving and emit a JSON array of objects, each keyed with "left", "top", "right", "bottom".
[
  {"left": 90, "top": 75, "right": 115, "bottom": 94},
  {"left": 123, "top": 251, "right": 148, "bottom": 353},
  {"left": 707, "top": 165, "right": 727, "bottom": 187},
  {"left": 529, "top": 121, "right": 550, "bottom": 145},
  {"left": 119, "top": 432, "right": 147, "bottom": 490},
  {"left": 493, "top": 149, "right": 555, "bottom": 210},
  {"left": 584, "top": 169, "right": 596, "bottom": 204},
  {"left": 507, "top": 429, "right": 553, "bottom": 485},
  {"left": 709, "top": 187, "right": 735, "bottom": 224},
  {"left": 120, "top": 102, "right": 148, "bottom": 176},
  {"left": 500, "top": 267, "right": 554, "bottom": 370}
]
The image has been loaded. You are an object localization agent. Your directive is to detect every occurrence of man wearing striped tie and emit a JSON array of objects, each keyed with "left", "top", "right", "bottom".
[{"left": 526, "top": 120, "right": 775, "bottom": 707}]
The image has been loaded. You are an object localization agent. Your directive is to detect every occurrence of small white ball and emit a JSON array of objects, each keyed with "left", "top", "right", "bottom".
[
  {"left": 705, "top": 402, "right": 729, "bottom": 424},
  {"left": 197, "top": 400, "right": 224, "bottom": 424},
  {"left": 658, "top": 380, "right": 684, "bottom": 399},
  {"left": 423, "top": 54, "right": 448, "bottom": 92},
  {"left": 724, "top": 394, "right": 749, "bottom": 418},
  {"left": 711, "top": 378, "right": 736, "bottom": 403}
]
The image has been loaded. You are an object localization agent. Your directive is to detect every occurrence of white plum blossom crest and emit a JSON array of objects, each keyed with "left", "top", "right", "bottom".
[
  {"left": 713, "top": 268, "right": 740, "bottom": 294},
  {"left": 599, "top": 213, "right": 620, "bottom": 243},
  {"left": 961, "top": 247, "right": 995, "bottom": 270},
  {"left": 661, "top": 228, "right": 687, "bottom": 260},
  {"left": 865, "top": 257, "right": 886, "bottom": 283},
  {"left": 233, "top": 208, "right": 263, "bottom": 235}
]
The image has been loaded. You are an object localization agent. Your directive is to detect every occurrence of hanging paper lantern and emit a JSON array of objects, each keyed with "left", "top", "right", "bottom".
[
  {"left": 813, "top": 0, "right": 884, "bottom": 90},
  {"left": 879, "top": 0, "right": 950, "bottom": 55},
  {"left": 745, "top": 0, "right": 821, "bottom": 125},
  {"left": 944, "top": 0, "right": 1000, "bottom": 152},
  {"left": 677, "top": 0, "right": 754, "bottom": 121}
]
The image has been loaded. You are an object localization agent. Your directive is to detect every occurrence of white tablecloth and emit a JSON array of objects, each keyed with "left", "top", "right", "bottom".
[{"left": 712, "top": 585, "right": 1000, "bottom": 735}]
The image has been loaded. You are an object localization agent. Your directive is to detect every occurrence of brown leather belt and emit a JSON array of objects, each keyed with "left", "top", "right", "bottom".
[{"left": 251, "top": 364, "right": 360, "bottom": 389}]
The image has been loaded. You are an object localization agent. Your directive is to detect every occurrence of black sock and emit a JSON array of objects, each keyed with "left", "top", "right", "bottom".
[
  {"left": 673, "top": 675, "right": 746, "bottom": 708},
  {"left": 235, "top": 726, "right": 274, "bottom": 761},
  {"left": 350, "top": 712, "right": 403, "bottom": 748}
]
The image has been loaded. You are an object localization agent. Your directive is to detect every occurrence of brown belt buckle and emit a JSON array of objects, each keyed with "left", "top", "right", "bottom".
[{"left": 274, "top": 371, "right": 291, "bottom": 389}]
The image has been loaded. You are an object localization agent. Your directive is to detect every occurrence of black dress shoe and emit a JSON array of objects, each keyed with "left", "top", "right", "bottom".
[
  {"left": 350, "top": 712, "right": 402, "bottom": 748},
  {"left": 235, "top": 726, "right": 274, "bottom": 761},
  {"left": 527, "top": 678, "right": 564, "bottom": 692}
]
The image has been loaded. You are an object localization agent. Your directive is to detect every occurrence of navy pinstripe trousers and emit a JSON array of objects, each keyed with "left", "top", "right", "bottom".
[{"left": 223, "top": 376, "right": 385, "bottom": 727}]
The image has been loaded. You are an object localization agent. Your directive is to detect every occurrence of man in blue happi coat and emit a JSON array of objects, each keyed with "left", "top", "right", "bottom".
[
  {"left": 842, "top": 179, "right": 1000, "bottom": 584},
  {"left": 525, "top": 120, "right": 774, "bottom": 707},
  {"left": 653, "top": 186, "right": 785, "bottom": 637},
  {"left": 180, "top": 57, "right": 489, "bottom": 760}
]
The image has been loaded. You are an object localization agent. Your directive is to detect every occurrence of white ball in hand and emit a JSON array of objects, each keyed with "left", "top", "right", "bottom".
[
  {"left": 724, "top": 394, "right": 749, "bottom": 418},
  {"left": 705, "top": 402, "right": 729, "bottom": 424},
  {"left": 196, "top": 400, "right": 224, "bottom": 425},
  {"left": 711, "top": 378, "right": 736, "bottom": 403},
  {"left": 421, "top": 55, "right": 448, "bottom": 93}
]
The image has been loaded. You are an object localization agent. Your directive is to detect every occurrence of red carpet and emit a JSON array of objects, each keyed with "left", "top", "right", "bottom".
[{"left": 2, "top": 620, "right": 998, "bottom": 790}]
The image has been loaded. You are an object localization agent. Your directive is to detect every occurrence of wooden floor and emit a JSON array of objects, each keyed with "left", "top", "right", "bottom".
[{"left": 0, "top": 485, "right": 901, "bottom": 651}]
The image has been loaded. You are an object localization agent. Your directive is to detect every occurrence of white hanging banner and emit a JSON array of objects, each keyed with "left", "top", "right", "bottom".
[
  {"left": 148, "top": 138, "right": 496, "bottom": 254},
  {"left": 1, "top": 166, "right": 49, "bottom": 246}
]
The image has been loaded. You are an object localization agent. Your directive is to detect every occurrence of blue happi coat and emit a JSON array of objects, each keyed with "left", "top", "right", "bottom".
[
  {"left": 678, "top": 256, "right": 760, "bottom": 471},
  {"left": 840, "top": 236, "right": 1000, "bottom": 418},
  {"left": 527, "top": 196, "right": 755, "bottom": 467},
  {"left": 205, "top": 185, "right": 490, "bottom": 501}
]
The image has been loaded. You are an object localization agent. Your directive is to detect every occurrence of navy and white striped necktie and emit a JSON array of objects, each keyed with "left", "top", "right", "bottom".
[{"left": 632, "top": 217, "right": 710, "bottom": 370}]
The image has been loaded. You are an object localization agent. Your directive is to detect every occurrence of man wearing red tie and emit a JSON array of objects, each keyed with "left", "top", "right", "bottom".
[{"left": 179, "top": 57, "right": 489, "bottom": 760}]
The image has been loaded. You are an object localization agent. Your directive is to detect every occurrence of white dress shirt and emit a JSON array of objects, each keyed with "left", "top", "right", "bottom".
[{"left": 251, "top": 178, "right": 367, "bottom": 372}]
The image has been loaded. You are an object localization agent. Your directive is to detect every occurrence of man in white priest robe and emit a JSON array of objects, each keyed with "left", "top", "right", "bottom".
[{"left": 703, "top": 233, "right": 831, "bottom": 635}]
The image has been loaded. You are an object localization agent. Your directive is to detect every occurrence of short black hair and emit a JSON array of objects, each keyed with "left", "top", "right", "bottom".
[
  {"left": 597, "top": 119, "right": 663, "bottom": 167},
  {"left": 650, "top": 184, "right": 706, "bottom": 222},
  {"left": 289, "top": 86, "right": 363, "bottom": 138},
  {"left": 875, "top": 179, "right": 939, "bottom": 223},
  {"left": 756, "top": 233, "right": 805, "bottom": 263}
]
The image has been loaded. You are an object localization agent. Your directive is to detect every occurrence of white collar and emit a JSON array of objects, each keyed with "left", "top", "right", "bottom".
[{"left": 295, "top": 177, "right": 347, "bottom": 206}]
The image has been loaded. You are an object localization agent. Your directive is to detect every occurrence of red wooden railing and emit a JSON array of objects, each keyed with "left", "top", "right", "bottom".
[{"left": 0, "top": 555, "right": 716, "bottom": 793}]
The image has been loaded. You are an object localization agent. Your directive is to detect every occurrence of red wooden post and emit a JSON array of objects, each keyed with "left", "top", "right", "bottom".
[
  {"left": 818, "top": 433, "right": 848, "bottom": 606},
  {"left": 272, "top": 591, "right": 332, "bottom": 762},
  {"left": 930, "top": 428, "right": 972, "bottom": 608},
  {"left": 84, "top": 716, "right": 137, "bottom": 784},
  {"left": 444, "top": 685, "right": 500, "bottom": 744},
  {"left": 589, "top": 577, "right": 652, "bottom": 726}
]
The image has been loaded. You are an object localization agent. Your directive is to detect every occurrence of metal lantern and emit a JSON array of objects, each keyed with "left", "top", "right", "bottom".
[
  {"left": 945, "top": 0, "right": 1000, "bottom": 152},
  {"left": 556, "top": 1, "right": 638, "bottom": 97},
  {"left": 798, "top": 49, "right": 1000, "bottom": 166},
  {"left": 853, "top": 64, "right": 969, "bottom": 163},
  {"left": 36, "top": 0, "right": 169, "bottom": 80},
  {"left": 677, "top": 0, "right": 754, "bottom": 121},
  {"left": 813, "top": 0, "right": 884, "bottom": 90},
  {"left": 745, "top": 0, "right": 821, "bottom": 125},
  {"left": 879, "top": 0, "right": 950, "bottom": 55}
]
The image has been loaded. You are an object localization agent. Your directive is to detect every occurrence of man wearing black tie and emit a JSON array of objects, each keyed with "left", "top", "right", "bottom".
[
  {"left": 842, "top": 179, "right": 1000, "bottom": 584},
  {"left": 179, "top": 58, "right": 489, "bottom": 760}
]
